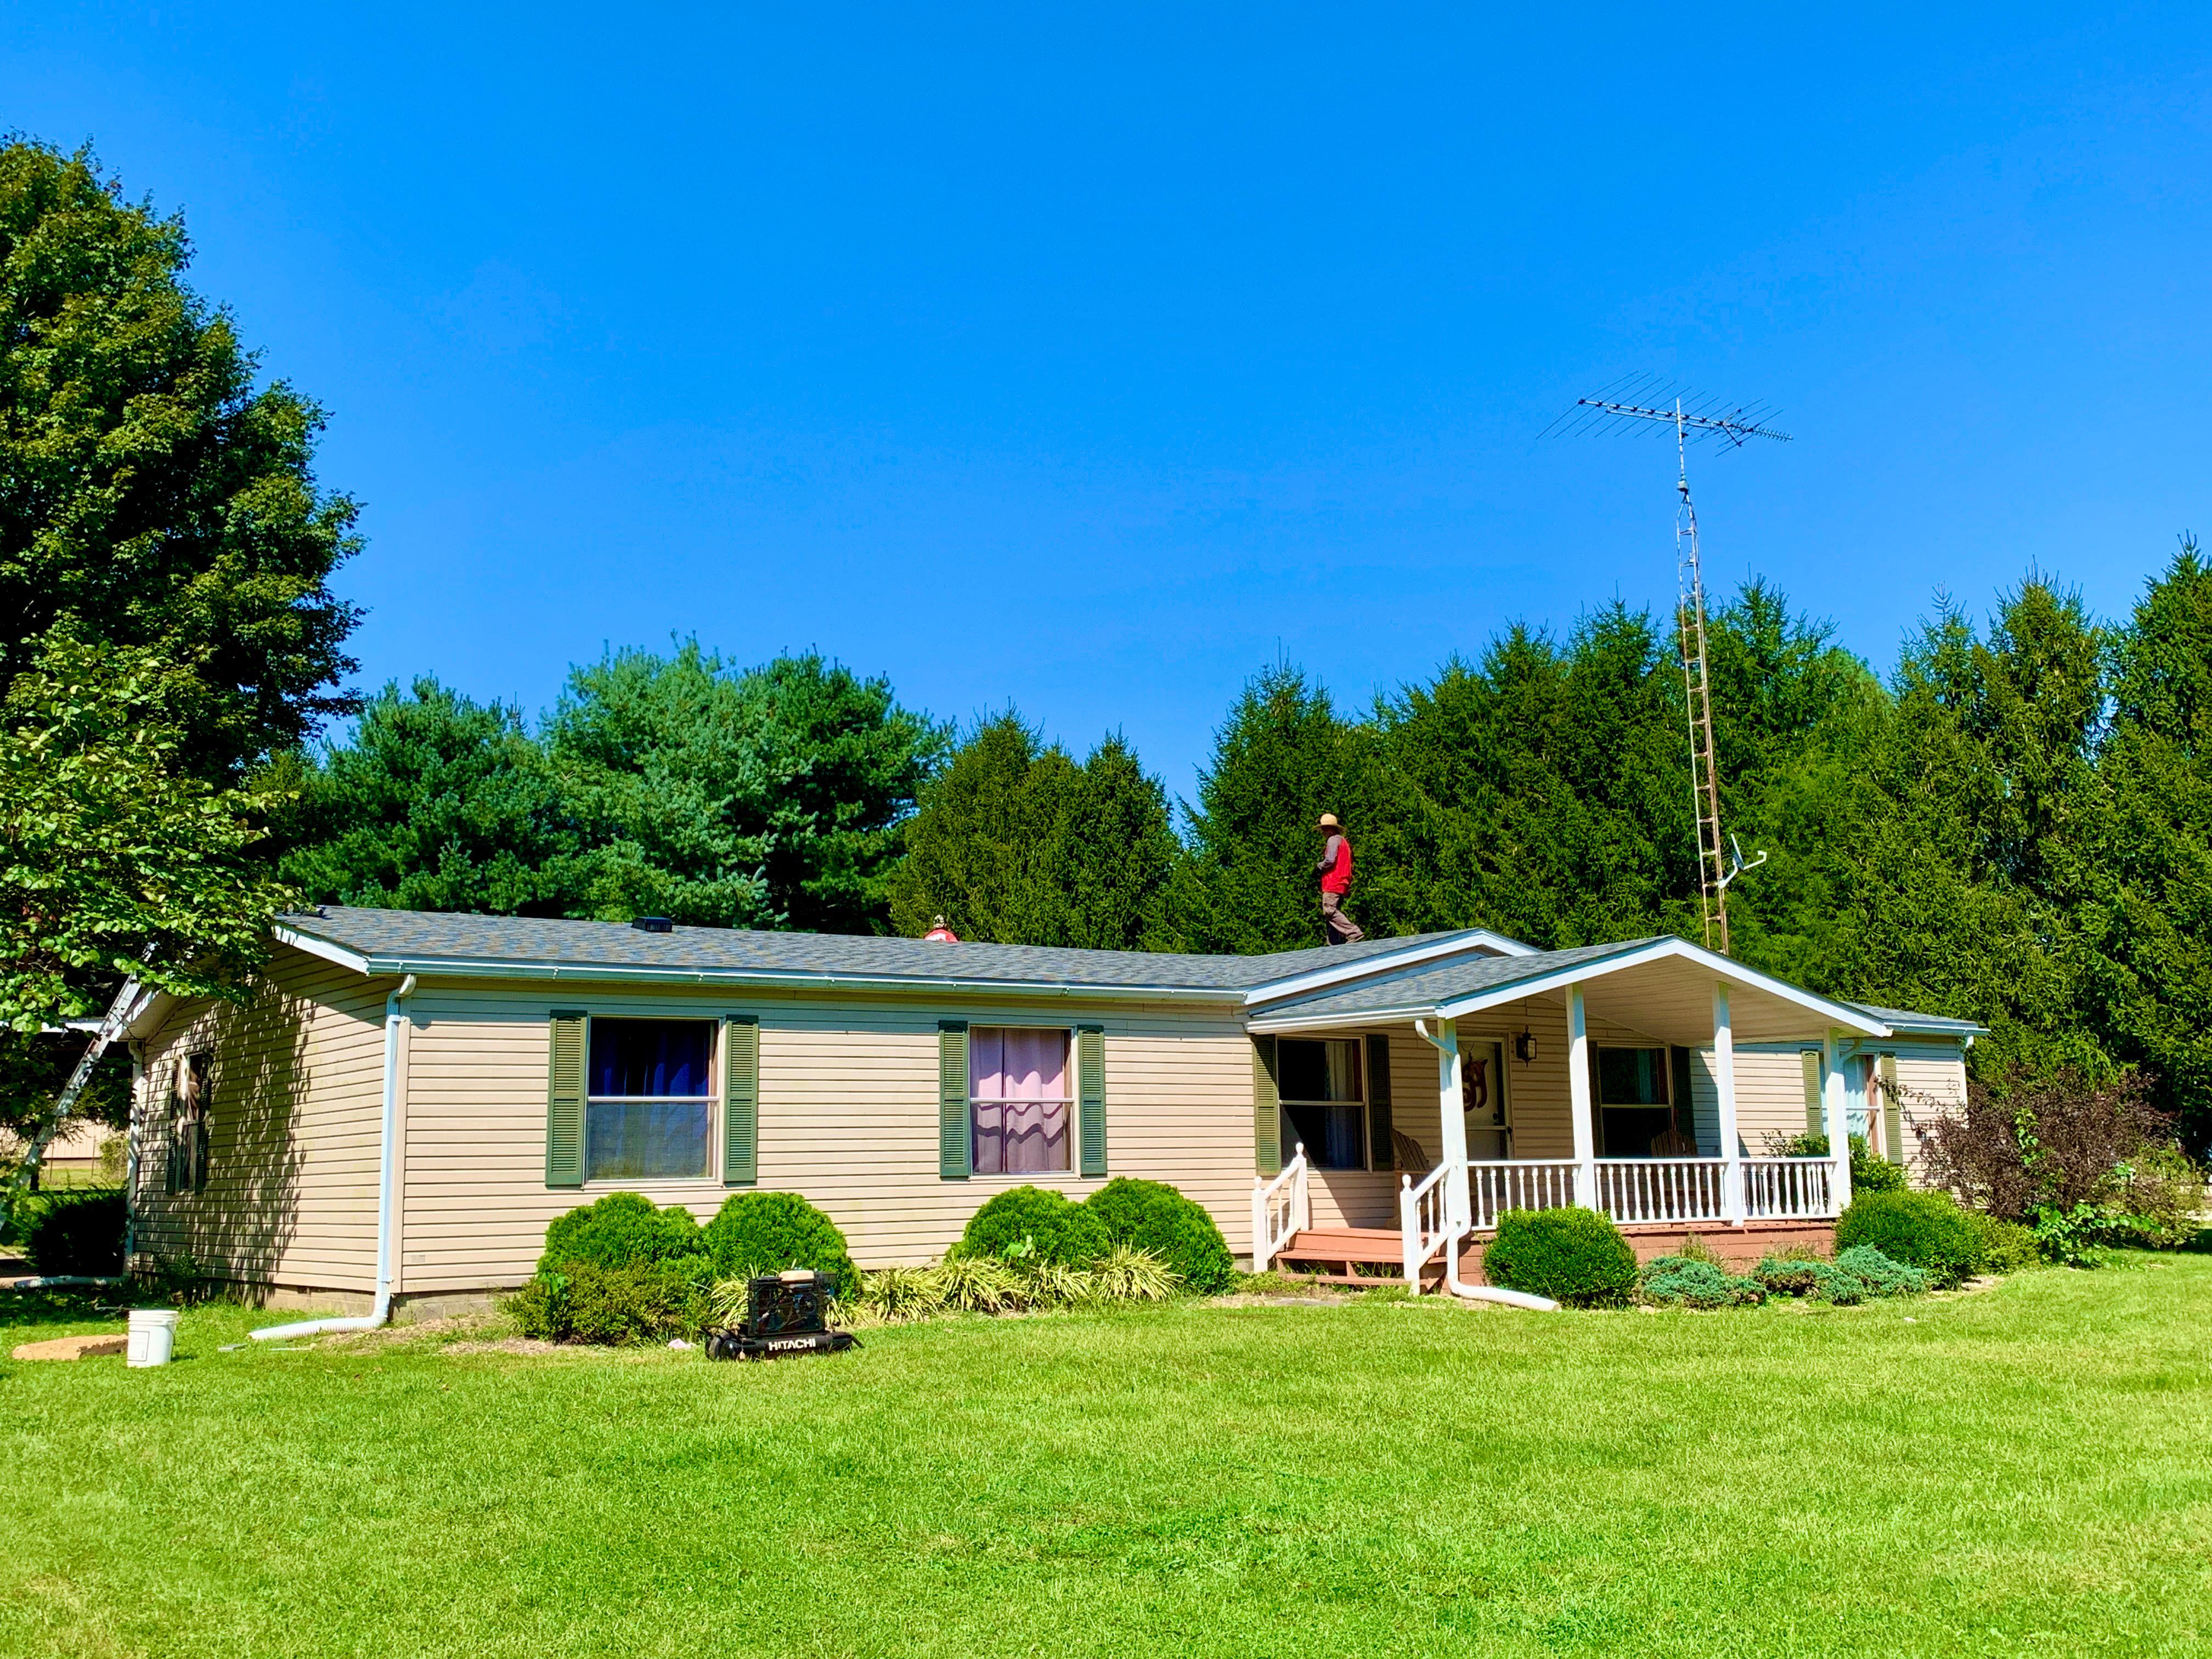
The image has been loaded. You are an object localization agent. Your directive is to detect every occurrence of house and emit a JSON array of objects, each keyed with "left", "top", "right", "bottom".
[{"left": 114, "top": 906, "right": 1980, "bottom": 1316}]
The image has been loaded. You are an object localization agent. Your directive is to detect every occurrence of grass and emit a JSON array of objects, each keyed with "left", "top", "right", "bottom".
[{"left": 4, "top": 1256, "right": 2210, "bottom": 1658}]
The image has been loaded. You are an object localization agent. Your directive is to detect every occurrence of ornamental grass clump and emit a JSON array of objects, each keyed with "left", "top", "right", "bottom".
[
  {"left": 1482, "top": 1207, "right": 1638, "bottom": 1308},
  {"left": 1638, "top": 1256, "right": 1765, "bottom": 1309}
]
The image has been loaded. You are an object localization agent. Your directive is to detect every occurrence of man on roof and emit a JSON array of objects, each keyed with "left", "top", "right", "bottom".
[{"left": 1314, "top": 813, "right": 1364, "bottom": 945}]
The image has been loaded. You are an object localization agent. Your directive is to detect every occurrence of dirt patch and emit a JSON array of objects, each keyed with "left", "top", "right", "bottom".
[
  {"left": 12, "top": 1332, "right": 128, "bottom": 1361},
  {"left": 318, "top": 1313, "right": 515, "bottom": 1351},
  {"left": 441, "top": 1337, "right": 570, "bottom": 1357}
]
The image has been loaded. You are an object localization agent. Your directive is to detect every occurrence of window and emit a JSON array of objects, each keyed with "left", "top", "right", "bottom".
[
  {"left": 1595, "top": 1046, "right": 1675, "bottom": 1158},
  {"left": 166, "top": 1052, "right": 210, "bottom": 1195},
  {"left": 1278, "top": 1037, "right": 1365, "bottom": 1170},
  {"left": 970, "top": 1027, "right": 1072, "bottom": 1175},
  {"left": 586, "top": 1019, "right": 714, "bottom": 1181}
]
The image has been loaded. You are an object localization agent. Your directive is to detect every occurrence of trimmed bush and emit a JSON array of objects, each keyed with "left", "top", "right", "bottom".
[
  {"left": 509, "top": 1259, "right": 708, "bottom": 1345},
  {"left": 22, "top": 1188, "right": 126, "bottom": 1276},
  {"left": 538, "top": 1192, "right": 702, "bottom": 1273},
  {"left": 1836, "top": 1189, "right": 1985, "bottom": 1288},
  {"left": 1755, "top": 1247, "right": 1928, "bottom": 1304},
  {"left": 953, "top": 1185, "right": 1111, "bottom": 1267},
  {"left": 1963, "top": 1209, "right": 2041, "bottom": 1274},
  {"left": 1481, "top": 1207, "right": 1638, "bottom": 1308},
  {"left": 1083, "top": 1178, "right": 1234, "bottom": 1294},
  {"left": 1639, "top": 1255, "right": 1764, "bottom": 1308},
  {"left": 703, "top": 1191, "right": 857, "bottom": 1296}
]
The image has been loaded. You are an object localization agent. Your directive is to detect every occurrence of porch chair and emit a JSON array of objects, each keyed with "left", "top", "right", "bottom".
[{"left": 1391, "top": 1128, "right": 1432, "bottom": 1172}]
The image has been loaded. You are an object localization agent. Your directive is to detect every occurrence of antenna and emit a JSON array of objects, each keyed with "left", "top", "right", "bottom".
[{"left": 1549, "top": 382, "right": 1790, "bottom": 955}]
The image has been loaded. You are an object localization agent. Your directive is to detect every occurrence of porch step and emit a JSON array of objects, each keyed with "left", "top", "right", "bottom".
[{"left": 1273, "top": 1228, "right": 1424, "bottom": 1284}]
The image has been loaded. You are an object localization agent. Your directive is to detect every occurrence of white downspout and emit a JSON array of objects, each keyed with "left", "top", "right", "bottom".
[
  {"left": 251, "top": 973, "right": 416, "bottom": 1341},
  {"left": 1416, "top": 1018, "right": 1557, "bottom": 1311}
]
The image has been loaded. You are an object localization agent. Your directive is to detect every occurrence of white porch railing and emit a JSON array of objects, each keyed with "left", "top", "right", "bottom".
[
  {"left": 1250, "top": 1143, "right": 1310, "bottom": 1272},
  {"left": 1741, "top": 1155, "right": 1835, "bottom": 1220},
  {"left": 1467, "top": 1159, "right": 1581, "bottom": 1229},
  {"left": 1593, "top": 1158, "right": 1729, "bottom": 1224},
  {"left": 1398, "top": 1162, "right": 1458, "bottom": 1286}
]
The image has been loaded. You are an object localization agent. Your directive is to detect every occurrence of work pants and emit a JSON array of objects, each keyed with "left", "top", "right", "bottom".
[{"left": 1322, "top": 890, "right": 1364, "bottom": 945}]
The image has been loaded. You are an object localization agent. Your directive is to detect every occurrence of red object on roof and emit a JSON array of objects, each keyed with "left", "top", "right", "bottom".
[{"left": 923, "top": 916, "right": 960, "bottom": 943}]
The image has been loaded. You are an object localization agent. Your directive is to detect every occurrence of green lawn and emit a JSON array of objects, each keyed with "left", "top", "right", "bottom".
[{"left": 4, "top": 1257, "right": 2210, "bottom": 1658}]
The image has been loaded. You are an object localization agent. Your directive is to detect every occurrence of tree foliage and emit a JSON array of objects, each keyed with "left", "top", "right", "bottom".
[{"left": 888, "top": 713, "right": 1181, "bottom": 949}]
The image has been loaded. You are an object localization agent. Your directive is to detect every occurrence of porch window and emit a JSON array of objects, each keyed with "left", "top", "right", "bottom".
[
  {"left": 586, "top": 1019, "right": 714, "bottom": 1181},
  {"left": 1278, "top": 1037, "right": 1365, "bottom": 1170},
  {"left": 1595, "top": 1046, "right": 1674, "bottom": 1158},
  {"left": 970, "top": 1027, "right": 1072, "bottom": 1175}
]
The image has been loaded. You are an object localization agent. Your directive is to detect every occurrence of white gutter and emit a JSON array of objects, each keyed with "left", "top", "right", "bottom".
[
  {"left": 1239, "top": 931, "right": 1522, "bottom": 1009},
  {"left": 251, "top": 973, "right": 416, "bottom": 1341},
  {"left": 1412, "top": 1018, "right": 1558, "bottom": 1312}
]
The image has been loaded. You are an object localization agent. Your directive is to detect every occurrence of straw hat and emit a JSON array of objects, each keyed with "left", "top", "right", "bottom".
[{"left": 1316, "top": 812, "right": 1341, "bottom": 830}]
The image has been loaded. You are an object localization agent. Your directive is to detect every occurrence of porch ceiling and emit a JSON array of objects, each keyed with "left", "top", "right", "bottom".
[{"left": 1245, "top": 935, "right": 1889, "bottom": 1045}]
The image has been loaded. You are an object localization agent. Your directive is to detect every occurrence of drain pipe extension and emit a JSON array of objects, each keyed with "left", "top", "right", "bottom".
[
  {"left": 251, "top": 974, "right": 416, "bottom": 1341},
  {"left": 1414, "top": 1018, "right": 1559, "bottom": 1312}
]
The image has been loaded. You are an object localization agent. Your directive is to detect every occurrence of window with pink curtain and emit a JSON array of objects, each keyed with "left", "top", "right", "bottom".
[{"left": 969, "top": 1027, "right": 1072, "bottom": 1175}]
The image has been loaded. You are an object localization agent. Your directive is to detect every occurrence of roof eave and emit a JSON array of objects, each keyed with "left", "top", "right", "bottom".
[
  {"left": 273, "top": 925, "right": 1245, "bottom": 1004},
  {"left": 1240, "top": 929, "right": 1526, "bottom": 1009}
]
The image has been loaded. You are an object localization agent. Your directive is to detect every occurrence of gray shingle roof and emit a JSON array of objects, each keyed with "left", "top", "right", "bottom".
[
  {"left": 1842, "top": 1002, "right": 1988, "bottom": 1037},
  {"left": 1250, "top": 939, "right": 1657, "bottom": 1020},
  {"left": 276, "top": 906, "right": 1486, "bottom": 995}
]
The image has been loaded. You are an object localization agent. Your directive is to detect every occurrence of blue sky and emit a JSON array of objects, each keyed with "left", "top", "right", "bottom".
[{"left": 9, "top": 5, "right": 2212, "bottom": 803}]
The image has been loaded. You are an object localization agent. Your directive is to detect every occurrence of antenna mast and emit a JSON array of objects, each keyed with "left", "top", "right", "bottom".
[{"left": 1548, "top": 381, "right": 1789, "bottom": 953}]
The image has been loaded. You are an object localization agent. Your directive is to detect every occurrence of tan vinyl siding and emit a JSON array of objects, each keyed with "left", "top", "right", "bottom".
[
  {"left": 1686, "top": 1040, "right": 1972, "bottom": 1156},
  {"left": 394, "top": 982, "right": 1263, "bottom": 1290},
  {"left": 129, "top": 946, "right": 389, "bottom": 1293}
]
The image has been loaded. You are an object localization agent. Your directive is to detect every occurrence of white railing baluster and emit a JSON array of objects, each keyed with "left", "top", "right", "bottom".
[{"left": 1251, "top": 1143, "right": 1310, "bottom": 1272}]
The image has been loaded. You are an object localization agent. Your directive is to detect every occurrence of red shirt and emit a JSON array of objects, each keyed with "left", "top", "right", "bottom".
[{"left": 1321, "top": 834, "right": 1353, "bottom": 894}]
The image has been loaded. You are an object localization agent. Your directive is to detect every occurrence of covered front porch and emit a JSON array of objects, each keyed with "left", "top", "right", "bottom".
[{"left": 1241, "top": 936, "right": 1895, "bottom": 1288}]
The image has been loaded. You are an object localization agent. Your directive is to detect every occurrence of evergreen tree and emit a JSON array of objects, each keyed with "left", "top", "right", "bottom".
[
  {"left": 889, "top": 714, "right": 1181, "bottom": 949},
  {"left": 547, "top": 645, "right": 943, "bottom": 932},
  {"left": 278, "top": 678, "right": 589, "bottom": 916}
]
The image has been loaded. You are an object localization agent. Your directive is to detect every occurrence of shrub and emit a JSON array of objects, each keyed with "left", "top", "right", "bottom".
[
  {"left": 1482, "top": 1207, "right": 1638, "bottom": 1308},
  {"left": 1638, "top": 1256, "right": 1764, "bottom": 1308},
  {"left": 509, "top": 1259, "right": 709, "bottom": 1344},
  {"left": 1772, "top": 1132, "right": 1906, "bottom": 1194},
  {"left": 2115, "top": 1144, "right": 2208, "bottom": 1249},
  {"left": 1963, "top": 1210, "right": 2041, "bottom": 1274},
  {"left": 538, "top": 1192, "right": 702, "bottom": 1273},
  {"left": 702, "top": 1192, "right": 858, "bottom": 1296},
  {"left": 954, "top": 1186, "right": 1111, "bottom": 1267},
  {"left": 1917, "top": 1065, "right": 2174, "bottom": 1223},
  {"left": 1755, "top": 1247, "right": 1926, "bottom": 1304},
  {"left": 1831, "top": 1245, "right": 1929, "bottom": 1297},
  {"left": 1082, "top": 1178, "right": 1234, "bottom": 1294},
  {"left": 1836, "top": 1189, "right": 1985, "bottom": 1288},
  {"left": 23, "top": 1187, "right": 126, "bottom": 1276}
]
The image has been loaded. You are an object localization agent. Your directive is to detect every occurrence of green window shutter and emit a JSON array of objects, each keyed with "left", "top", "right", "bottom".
[
  {"left": 1252, "top": 1035, "right": 1282, "bottom": 1177},
  {"left": 1799, "top": 1049, "right": 1824, "bottom": 1139},
  {"left": 1364, "top": 1032, "right": 1393, "bottom": 1171},
  {"left": 1076, "top": 1024, "right": 1107, "bottom": 1177},
  {"left": 723, "top": 1015, "right": 759, "bottom": 1186},
  {"left": 1879, "top": 1053, "right": 1905, "bottom": 1165},
  {"left": 546, "top": 1010, "right": 588, "bottom": 1187},
  {"left": 938, "top": 1021, "right": 972, "bottom": 1181}
]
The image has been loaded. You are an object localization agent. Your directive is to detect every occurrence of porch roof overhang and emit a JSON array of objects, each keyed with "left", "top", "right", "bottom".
[{"left": 1244, "top": 935, "right": 1897, "bottom": 1046}]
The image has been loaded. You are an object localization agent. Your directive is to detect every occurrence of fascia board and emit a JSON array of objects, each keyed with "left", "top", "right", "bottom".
[
  {"left": 1246, "top": 1003, "right": 1440, "bottom": 1035},
  {"left": 272, "top": 929, "right": 1240, "bottom": 1005},
  {"left": 1242, "top": 931, "right": 1514, "bottom": 1008},
  {"left": 272, "top": 926, "right": 374, "bottom": 975},
  {"left": 1435, "top": 938, "right": 1893, "bottom": 1036}
]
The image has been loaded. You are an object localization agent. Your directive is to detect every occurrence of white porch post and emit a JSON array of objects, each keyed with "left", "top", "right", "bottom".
[
  {"left": 1822, "top": 1029, "right": 1853, "bottom": 1215},
  {"left": 1433, "top": 1017, "right": 1470, "bottom": 1231},
  {"left": 1713, "top": 981, "right": 1744, "bottom": 1225},
  {"left": 1567, "top": 985, "right": 1597, "bottom": 1211}
]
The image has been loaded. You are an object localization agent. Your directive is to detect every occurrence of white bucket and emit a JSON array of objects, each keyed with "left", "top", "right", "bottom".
[{"left": 127, "top": 1308, "right": 180, "bottom": 1368}]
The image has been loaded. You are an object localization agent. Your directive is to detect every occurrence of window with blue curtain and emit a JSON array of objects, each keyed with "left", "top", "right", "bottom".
[{"left": 585, "top": 1019, "right": 714, "bottom": 1181}]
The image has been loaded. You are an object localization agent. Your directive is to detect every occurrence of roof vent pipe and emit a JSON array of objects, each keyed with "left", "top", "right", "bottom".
[{"left": 631, "top": 917, "right": 674, "bottom": 933}]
